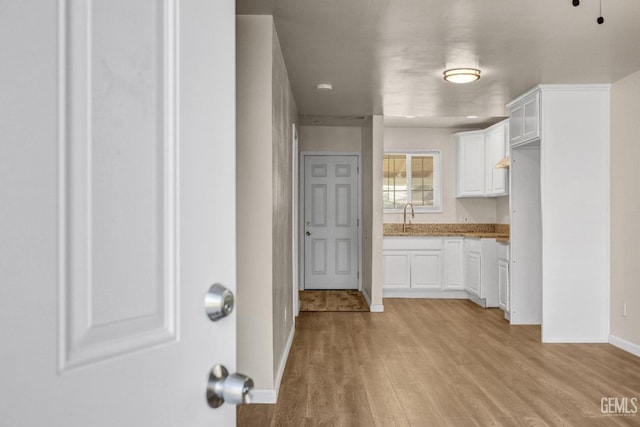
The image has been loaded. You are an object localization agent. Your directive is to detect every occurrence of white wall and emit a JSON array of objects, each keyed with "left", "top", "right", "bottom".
[
  {"left": 495, "top": 196, "right": 510, "bottom": 224},
  {"left": 236, "top": 15, "right": 298, "bottom": 398},
  {"left": 299, "top": 125, "right": 361, "bottom": 152},
  {"left": 540, "top": 86, "right": 610, "bottom": 343},
  {"left": 271, "top": 26, "right": 297, "bottom": 383},
  {"left": 360, "top": 118, "right": 374, "bottom": 306},
  {"left": 383, "top": 127, "right": 498, "bottom": 224},
  {"left": 370, "top": 116, "right": 385, "bottom": 310},
  {"left": 610, "top": 70, "right": 640, "bottom": 353},
  {"left": 236, "top": 15, "right": 274, "bottom": 390}
]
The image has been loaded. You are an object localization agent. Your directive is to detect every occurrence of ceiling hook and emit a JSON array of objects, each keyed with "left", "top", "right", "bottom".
[{"left": 597, "top": 0, "right": 605, "bottom": 24}]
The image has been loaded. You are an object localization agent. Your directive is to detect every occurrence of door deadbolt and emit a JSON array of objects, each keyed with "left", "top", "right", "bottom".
[
  {"left": 206, "top": 364, "right": 254, "bottom": 408},
  {"left": 305, "top": 231, "right": 311, "bottom": 236},
  {"left": 205, "top": 283, "right": 234, "bottom": 321}
]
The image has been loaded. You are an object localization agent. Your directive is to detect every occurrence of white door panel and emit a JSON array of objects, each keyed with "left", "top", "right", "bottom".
[
  {"left": 0, "top": 1, "right": 239, "bottom": 425},
  {"left": 383, "top": 252, "right": 411, "bottom": 288},
  {"left": 304, "top": 155, "right": 359, "bottom": 290},
  {"left": 411, "top": 252, "right": 442, "bottom": 289}
]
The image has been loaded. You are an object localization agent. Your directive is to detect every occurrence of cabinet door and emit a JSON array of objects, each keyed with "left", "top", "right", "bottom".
[
  {"left": 509, "top": 104, "right": 523, "bottom": 147},
  {"left": 522, "top": 93, "right": 540, "bottom": 142},
  {"left": 466, "top": 252, "right": 481, "bottom": 296},
  {"left": 486, "top": 123, "right": 508, "bottom": 196},
  {"left": 410, "top": 251, "right": 442, "bottom": 289},
  {"left": 498, "top": 259, "right": 509, "bottom": 311},
  {"left": 456, "top": 133, "right": 485, "bottom": 197},
  {"left": 383, "top": 251, "right": 411, "bottom": 288},
  {"left": 444, "top": 239, "right": 464, "bottom": 290}
]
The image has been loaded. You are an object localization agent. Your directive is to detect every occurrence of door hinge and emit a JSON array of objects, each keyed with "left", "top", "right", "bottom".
[
  {"left": 357, "top": 271, "right": 360, "bottom": 279},
  {"left": 357, "top": 219, "right": 360, "bottom": 227}
]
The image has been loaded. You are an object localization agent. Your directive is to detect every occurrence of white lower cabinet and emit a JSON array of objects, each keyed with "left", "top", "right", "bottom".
[
  {"left": 444, "top": 238, "right": 464, "bottom": 290},
  {"left": 382, "top": 251, "right": 410, "bottom": 288},
  {"left": 383, "top": 238, "right": 445, "bottom": 296},
  {"left": 383, "top": 237, "right": 464, "bottom": 297},
  {"left": 497, "top": 243, "right": 510, "bottom": 315},
  {"left": 466, "top": 252, "right": 481, "bottom": 295},
  {"left": 463, "top": 238, "right": 499, "bottom": 307},
  {"left": 382, "top": 236, "right": 501, "bottom": 305},
  {"left": 410, "top": 251, "right": 442, "bottom": 289}
]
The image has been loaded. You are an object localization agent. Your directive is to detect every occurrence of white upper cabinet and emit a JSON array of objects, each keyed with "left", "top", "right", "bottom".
[
  {"left": 456, "top": 130, "right": 485, "bottom": 197},
  {"left": 508, "top": 90, "right": 540, "bottom": 147},
  {"left": 485, "top": 120, "right": 509, "bottom": 196},
  {"left": 456, "top": 119, "right": 509, "bottom": 198}
]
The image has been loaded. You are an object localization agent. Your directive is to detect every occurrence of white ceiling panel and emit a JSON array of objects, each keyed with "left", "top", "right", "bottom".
[{"left": 238, "top": 0, "right": 640, "bottom": 125}]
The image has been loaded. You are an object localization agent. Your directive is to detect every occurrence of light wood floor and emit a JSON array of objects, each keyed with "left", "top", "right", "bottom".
[{"left": 238, "top": 299, "right": 640, "bottom": 426}]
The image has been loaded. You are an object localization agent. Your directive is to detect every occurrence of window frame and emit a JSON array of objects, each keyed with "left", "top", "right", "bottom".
[{"left": 383, "top": 149, "right": 443, "bottom": 213}]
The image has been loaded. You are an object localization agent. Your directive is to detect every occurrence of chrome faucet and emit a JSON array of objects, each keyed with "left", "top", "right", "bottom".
[{"left": 403, "top": 202, "right": 414, "bottom": 232}]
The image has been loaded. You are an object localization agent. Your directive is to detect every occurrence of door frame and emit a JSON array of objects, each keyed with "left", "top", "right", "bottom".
[{"left": 298, "top": 152, "right": 362, "bottom": 292}]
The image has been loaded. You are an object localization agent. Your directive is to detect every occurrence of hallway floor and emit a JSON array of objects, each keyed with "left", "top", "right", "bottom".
[{"left": 238, "top": 299, "right": 640, "bottom": 426}]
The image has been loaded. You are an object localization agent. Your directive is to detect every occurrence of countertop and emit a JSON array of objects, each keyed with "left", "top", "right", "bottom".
[{"left": 384, "top": 223, "right": 510, "bottom": 244}]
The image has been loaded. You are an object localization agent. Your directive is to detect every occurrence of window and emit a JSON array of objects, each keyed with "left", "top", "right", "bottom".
[{"left": 383, "top": 151, "right": 441, "bottom": 212}]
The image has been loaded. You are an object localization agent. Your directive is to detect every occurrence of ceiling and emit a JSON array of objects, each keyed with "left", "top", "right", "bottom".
[{"left": 237, "top": 0, "right": 640, "bottom": 127}]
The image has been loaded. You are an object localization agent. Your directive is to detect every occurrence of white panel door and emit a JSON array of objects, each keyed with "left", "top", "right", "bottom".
[
  {"left": 304, "top": 155, "right": 359, "bottom": 289},
  {"left": 0, "top": 1, "right": 240, "bottom": 426}
]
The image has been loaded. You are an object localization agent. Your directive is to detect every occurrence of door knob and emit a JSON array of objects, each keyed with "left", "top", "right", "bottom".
[
  {"left": 206, "top": 364, "right": 254, "bottom": 408},
  {"left": 204, "top": 283, "right": 234, "bottom": 321},
  {"left": 305, "top": 231, "right": 311, "bottom": 236}
]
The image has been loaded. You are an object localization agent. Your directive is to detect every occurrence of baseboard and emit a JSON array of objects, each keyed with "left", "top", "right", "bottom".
[
  {"left": 361, "top": 288, "right": 372, "bottom": 307},
  {"left": 467, "top": 293, "right": 487, "bottom": 308},
  {"left": 250, "top": 324, "right": 295, "bottom": 404},
  {"left": 383, "top": 288, "right": 469, "bottom": 299},
  {"left": 609, "top": 334, "right": 640, "bottom": 357},
  {"left": 251, "top": 389, "right": 277, "bottom": 404},
  {"left": 369, "top": 304, "right": 384, "bottom": 312},
  {"left": 360, "top": 288, "right": 383, "bottom": 312},
  {"left": 542, "top": 337, "right": 608, "bottom": 343}
]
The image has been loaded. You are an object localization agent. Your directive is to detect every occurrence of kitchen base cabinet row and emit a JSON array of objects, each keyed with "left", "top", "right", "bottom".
[{"left": 383, "top": 237, "right": 510, "bottom": 312}]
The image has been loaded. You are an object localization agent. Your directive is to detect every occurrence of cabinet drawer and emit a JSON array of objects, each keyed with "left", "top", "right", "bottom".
[{"left": 383, "top": 237, "right": 443, "bottom": 251}]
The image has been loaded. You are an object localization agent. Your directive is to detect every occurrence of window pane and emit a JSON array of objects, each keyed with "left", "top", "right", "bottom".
[
  {"left": 383, "top": 154, "right": 407, "bottom": 209},
  {"left": 411, "top": 156, "right": 434, "bottom": 207},
  {"left": 383, "top": 152, "right": 440, "bottom": 212}
]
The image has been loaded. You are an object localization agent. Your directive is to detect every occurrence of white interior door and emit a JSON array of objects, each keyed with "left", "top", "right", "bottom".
[
  {"left": 304, "top": 155, "right": 359, "bottom": 290},
  {"left": 0, "top": 1, "right": 240, "bottom": 426}
]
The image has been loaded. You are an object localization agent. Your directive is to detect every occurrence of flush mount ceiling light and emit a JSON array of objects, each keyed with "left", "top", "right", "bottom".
[
  {"left": 443, "top": 68, "right": 481, "bottom": 84},
  {"left": 316, "top": 83, "right": 333, "bottom": 91}
]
